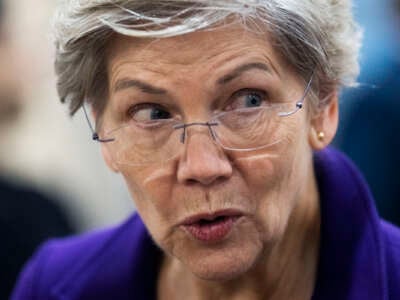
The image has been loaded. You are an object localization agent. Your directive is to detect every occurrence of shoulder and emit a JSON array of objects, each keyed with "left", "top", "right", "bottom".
[
  {"left": 380, "top": 220, "right": 400, "bottom": 298},
  {"left": 11, "top": 213, "right": 148, "bottom": 300}
]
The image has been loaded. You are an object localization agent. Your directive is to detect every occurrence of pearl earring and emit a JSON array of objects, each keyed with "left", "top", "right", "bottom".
[{"left": 317, "top": 131, "right": 325, "bottom": 141}]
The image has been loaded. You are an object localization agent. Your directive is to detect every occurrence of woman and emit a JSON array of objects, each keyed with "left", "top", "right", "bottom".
[{"left": 12, "top": 1, "right": 400, "bottom": 299}]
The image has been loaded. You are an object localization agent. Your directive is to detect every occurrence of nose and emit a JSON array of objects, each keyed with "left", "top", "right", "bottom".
[{"left": 177, "top": 128, "right": 233, "bottom": 186}]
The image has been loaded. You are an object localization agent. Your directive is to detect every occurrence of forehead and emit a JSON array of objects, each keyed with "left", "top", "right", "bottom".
[{"left": 107, "top": 24, "right": 289, "bottom": 81}]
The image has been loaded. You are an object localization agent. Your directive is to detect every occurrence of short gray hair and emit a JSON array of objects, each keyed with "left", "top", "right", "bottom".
[{"left": 53, "top": 0, "right": 362, "bottom": 116}]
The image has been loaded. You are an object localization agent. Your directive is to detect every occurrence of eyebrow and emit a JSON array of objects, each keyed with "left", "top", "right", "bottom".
[
  {"left": 113, "top": 78, "right": 167, "bottom": 94},
  {"left": 217, "top": 62, "right": 271, "bottom": 85},
  {"left": 113, "top": 62, "right": 271, "bottom": 93}
]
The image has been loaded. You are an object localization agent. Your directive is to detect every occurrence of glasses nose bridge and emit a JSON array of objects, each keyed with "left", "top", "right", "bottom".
[{"left": 173, "top": 121, "right": 219, "bottom": 144}]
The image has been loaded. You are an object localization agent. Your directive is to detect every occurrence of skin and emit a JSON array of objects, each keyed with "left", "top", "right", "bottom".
[{"left": 100, "top": 24, "right": 338, "bottom": 299}]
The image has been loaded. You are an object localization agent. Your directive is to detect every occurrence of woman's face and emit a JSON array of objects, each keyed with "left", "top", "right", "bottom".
[{"left": 101, "top": 25, "right": 322, "bottom": 280}]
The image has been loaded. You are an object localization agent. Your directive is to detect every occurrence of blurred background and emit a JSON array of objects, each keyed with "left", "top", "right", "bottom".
[
  {"left": 0, "top": 0, "right": 134, "bottom": 232},
  {"left": 0, "top": 1, "right": 133, "bottom": 297},
  {"left": 0, "top": 0, "right": 399, "bottom": 297},
  {"left": 334, "top": 0, "right": 400, "bottom": 226}
]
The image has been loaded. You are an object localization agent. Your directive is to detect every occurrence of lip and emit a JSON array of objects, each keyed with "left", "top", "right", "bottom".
[
  {"left": 180, "top": 209, "right": 244, "bottom": 225},
  {"left": 179, "top": 209, "right": 244, "bottom": 243}
]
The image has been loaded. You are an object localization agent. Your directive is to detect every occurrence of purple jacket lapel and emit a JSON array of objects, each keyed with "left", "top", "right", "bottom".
[
  {"left": 51, "top": 216, "right": 161, "bottom": 300},
  {"left": 312, "top": 148, "right": 387, "bottom": 300}
]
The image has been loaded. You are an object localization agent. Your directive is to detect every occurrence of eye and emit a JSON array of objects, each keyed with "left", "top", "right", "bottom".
[
  {"left": 128, "top": 103, "right": 171, "bottom": 123},
  {"left": 244, "top": 92, "right": 263, "bottom": 107},
  {"left": 227, "top": 89, "right": 268, "bottom": 110}
]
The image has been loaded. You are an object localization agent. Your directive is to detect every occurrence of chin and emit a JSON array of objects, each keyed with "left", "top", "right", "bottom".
[
  {"left": 183, "top": 240, "right": 263, "bottom": 281},
  {"left": 160, "top": 216, "right": 282, "bottom": 281}
]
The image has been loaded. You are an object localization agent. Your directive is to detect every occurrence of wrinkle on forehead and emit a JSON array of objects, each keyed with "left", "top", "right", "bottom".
[{"left": 107, "top": 24, "right": 285, "bottom": 87}]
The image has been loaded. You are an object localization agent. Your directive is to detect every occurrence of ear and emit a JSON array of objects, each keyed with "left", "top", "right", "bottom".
[
  {"left": 308, "top": 92, "right": 339, "bottom": 150},
  {"left": 101, "top": 145, "right": 120, "bottom": 173}
]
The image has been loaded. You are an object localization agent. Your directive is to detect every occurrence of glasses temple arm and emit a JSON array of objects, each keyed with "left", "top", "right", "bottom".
[
  {"left": 82, "top": 105, "right": 114, "bottom": 143},
  {"left": 297, "top": 71, "right": 314, "bottom": 107}
]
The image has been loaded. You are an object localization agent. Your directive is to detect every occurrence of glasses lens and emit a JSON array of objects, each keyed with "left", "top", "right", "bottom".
[
  {"left": 100, "top": 102, "right": 298, "bottom": 165},
  {"left": 102, "top": 120, "right": 181, "bottom": 165},
  {"left": 212, "top": 103, "right": 293, "bottom": 150}
]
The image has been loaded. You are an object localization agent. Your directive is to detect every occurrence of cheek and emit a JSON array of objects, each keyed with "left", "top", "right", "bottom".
[
  {"left": 233, "top": 154, "right": 292, "bottom": 240},
  {"left": 233, "top": 126, "right": 298, "bottom": 192},
  {"left": 119, "top": 164, "right": 178, "bottom": 242},
  {"left": 231, "top": 120, "right": 309, "bottom": 238}
]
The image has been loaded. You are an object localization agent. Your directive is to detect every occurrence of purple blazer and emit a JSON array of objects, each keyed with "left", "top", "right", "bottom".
[{"left": 11, "top": 148, "right": 400, "bottom": 299}]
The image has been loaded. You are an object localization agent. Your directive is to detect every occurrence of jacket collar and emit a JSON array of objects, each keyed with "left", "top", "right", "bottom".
[
  {"left": 51, "top": 215, "right": 161, "bottom": 300},
  {"left": 312, "top": 147, "right": 387, "bottom": 300}
]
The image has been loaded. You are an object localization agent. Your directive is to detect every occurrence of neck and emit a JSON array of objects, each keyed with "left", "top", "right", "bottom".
[{"left": 158, "top": 170, "right": 320, "bottom": 300}]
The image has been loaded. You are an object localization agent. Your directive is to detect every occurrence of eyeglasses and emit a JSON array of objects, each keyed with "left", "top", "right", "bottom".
[{"left": 83, "top": 73, "right": 313, "bottom": 166}]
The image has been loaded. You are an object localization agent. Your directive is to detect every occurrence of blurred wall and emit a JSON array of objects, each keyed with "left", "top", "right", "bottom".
[
  {"left": 0, "top": 0, "right": 134, "bottom": 231},
  {"left": 352, "top": 0, "right": 399, "bottom": 81},
  {"left": 334, "top": 0, "right": 400, "bottom": 225}
]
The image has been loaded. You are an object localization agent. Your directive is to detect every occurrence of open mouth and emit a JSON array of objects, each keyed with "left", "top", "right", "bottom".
[
  {"left": 198, "top": 215, "right": 230, "bottom": 225},
  {"left": 181, "top": 211, "right": 242, "bottom": 243}
]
